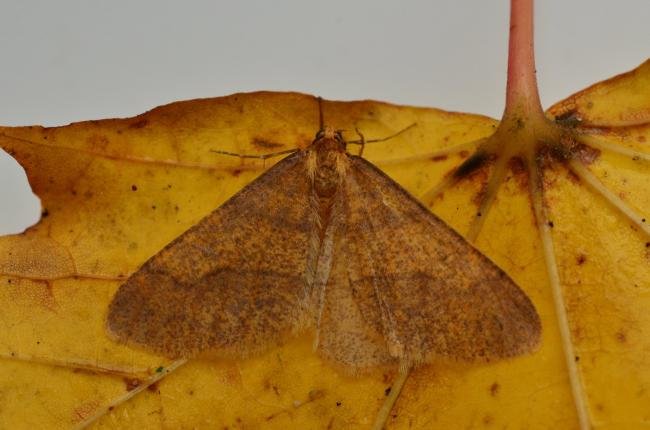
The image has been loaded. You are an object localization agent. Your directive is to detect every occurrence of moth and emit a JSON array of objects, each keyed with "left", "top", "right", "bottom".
[{"left": 107, "top": 118, "right": 540, "bottom": 372}]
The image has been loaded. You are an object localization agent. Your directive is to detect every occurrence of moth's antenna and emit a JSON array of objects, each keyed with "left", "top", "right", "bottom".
[
  {"left": 210, "top": 148, "right": 298, "bottom": 160},
  {"left": 317, "top": 96, "right": 324, "bottom": 131},
  {"left": 347, "top": 123, "right": 417, "bottom": 145}
]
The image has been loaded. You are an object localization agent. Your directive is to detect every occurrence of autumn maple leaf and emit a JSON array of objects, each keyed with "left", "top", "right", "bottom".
[{"left": 1, "top": 0, "right": 649, "bottom": 429}]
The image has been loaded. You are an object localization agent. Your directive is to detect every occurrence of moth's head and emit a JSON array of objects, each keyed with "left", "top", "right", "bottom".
[{"left": 312, "top": 126, "right": 346, "bottom": 152}]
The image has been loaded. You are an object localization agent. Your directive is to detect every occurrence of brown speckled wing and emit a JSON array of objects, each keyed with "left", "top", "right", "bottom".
[
  {"left": 106, "top": 151, "right": 313, "bottom": 358},
  {"left": 314, "top": 193, "right": 395, "bottom": 371},
  {"left": 316, "top": 156, "right": 541, "bottom": 369}
]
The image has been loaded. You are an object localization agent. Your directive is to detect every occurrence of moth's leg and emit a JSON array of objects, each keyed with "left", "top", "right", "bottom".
[
  {"left": 355, "top": 127, "right": 367, "bottom": 157},
  {"left": 211, "top": 148, "right": 299, "bottom": 160}
]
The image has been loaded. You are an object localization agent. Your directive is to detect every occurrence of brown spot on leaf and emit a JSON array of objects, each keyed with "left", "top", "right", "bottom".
[
  {"left": 453, "top": 150, "right": 489, "bottom": 179},
  {"left": 262, "top": 378, "right": 280, "bottom": 396},
  {"left": 265, "top": 414, "right": 277, "bottom": 422},
  {"left": 123, "top": 377, "right": 142, "bottom": 391},
  {"left": 430, "top": 154, "right": 448, "bottom": 162},
  {"left": 638, "top": 135, "right": 647, "bottom": 143},
  {"left": 554, "top": 109, "right": 583, "bottom": 127},
  {"left": 566, "top": 168, "right": 581, "bottom": 184},
  {"left": 147, "top": 381, "right": 160, "bottom": 392},
  {"left": 615, "top": 331, "right": 627, "bottom": 343},
  {"left": 507, "top": 156, "right": 528, "bottom": 188},
  {"left": 308, "top": 389, "right": 326, "bottom": 402},
  {"left": 473, "top": 181, "right": 490, "bottom": 207},
  {"left": 508, "top": 156, "right": 526, "bottom": 175},
  {"left": 489, "top": 382, "right": 500, "bottom": 396},
  {"left": 222, "top": 365, "right": 243, "bottom": 387},
  {"left": 539, "top": 135, "right": 581, "bottom": 165},
  {"left": 576, "top": 143, "right": 601, "bottom": 165},
  {"left": 128, "top": 119, "right": 149, "bottom": 129},
  {"left": 576, "top": 254, "right": 587, "bottom": 265},
  {"left": 72, "top": 400, "right": 100, "bottom": 423},
  {"left": 86, "top": 135, "right": 110, "bottom": 150},
  {"left": 483, "top": 414, "right": 494, "bottom": 425}
]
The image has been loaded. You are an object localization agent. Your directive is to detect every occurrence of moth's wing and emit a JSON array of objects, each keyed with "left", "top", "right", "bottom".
[
  {"left": 318, "top": 156, "right": 541, "bottom": 367},
  {"left": 313, "top": 195, "right": 395, "bottom": 371},
  {"left": 107, "top": 151, "right": 313, "bottom": 359}
]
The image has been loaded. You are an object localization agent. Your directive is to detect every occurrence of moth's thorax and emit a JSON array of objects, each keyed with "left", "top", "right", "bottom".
[{"left": 307, "top": 127, "right": 349, "bottom": 198}]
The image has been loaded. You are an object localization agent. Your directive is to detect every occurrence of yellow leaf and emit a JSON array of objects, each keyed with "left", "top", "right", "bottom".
[
  {"left": 1, "top": 59, "right": 649, "bottom": 429},
  {"left": 547, "top": 60, "right": 650, "bottom": 127}
]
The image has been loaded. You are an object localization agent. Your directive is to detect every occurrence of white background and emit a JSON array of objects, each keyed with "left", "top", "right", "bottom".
[{"left": 1, "top": 0, "right": 648, "bottom": 234}]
